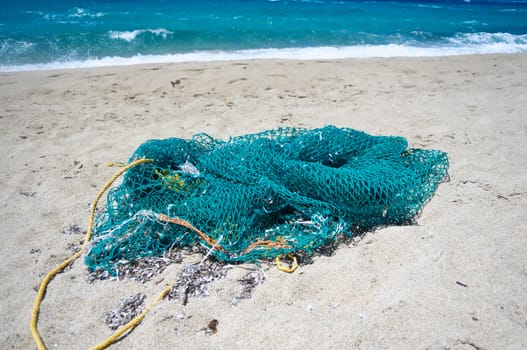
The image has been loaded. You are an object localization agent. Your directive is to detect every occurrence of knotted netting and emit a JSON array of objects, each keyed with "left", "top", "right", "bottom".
[{"left": 85, "top": 126, "right": 449, "bottom": 274}]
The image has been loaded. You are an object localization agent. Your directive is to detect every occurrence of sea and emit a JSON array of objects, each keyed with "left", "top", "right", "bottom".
[{"left": 1, "top": 0, "right": 527, "bottom": 72}]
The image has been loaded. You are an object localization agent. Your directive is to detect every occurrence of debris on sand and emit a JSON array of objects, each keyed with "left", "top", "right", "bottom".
[
  {"left": 103, "top": 293, "right": 146, "bottom": 330},
  {"left": 168, "top": 260, "right": 227, "bottom": 305},
  {"left": 231, "top": 267, "right": 267, "bottom": 305}
]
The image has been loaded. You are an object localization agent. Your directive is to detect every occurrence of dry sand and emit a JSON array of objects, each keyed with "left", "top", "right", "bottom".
[{"left": 1, "top": 54, "right": 526, "bottom": 349}]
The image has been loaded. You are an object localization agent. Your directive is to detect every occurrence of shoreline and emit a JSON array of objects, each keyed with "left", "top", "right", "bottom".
[
  {"left": 2, "top": 54, "right": 526, "bottom": 349},
  {"left": 2, "top": 48, "right": 527, "bottom": 73}
]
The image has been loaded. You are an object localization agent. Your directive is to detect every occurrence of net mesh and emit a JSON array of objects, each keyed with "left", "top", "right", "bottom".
[{"left": 85, "top": 126, "right": 449, "bottom": 274}]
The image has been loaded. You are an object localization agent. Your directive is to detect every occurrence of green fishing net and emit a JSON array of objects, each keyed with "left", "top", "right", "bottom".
[{"left": 85, "top": 126, "right": 449, "bottom": 274}]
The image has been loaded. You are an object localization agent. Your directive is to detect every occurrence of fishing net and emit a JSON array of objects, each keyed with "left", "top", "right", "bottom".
[{"left": 85, "top": 126, "right": 449, "bottom": 274}]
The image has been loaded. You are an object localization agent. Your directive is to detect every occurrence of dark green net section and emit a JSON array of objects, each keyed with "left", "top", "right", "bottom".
[{"left": 85, "top": 126, "right": 449, "bottom": 274}]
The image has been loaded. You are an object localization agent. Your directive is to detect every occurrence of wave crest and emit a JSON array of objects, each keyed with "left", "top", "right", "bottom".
[
  {"left": 69, "top": 7, "right": 105, "bottom": 18},
  {"left": 108, "top": 29, "right": 173, "bottom": 42},
  {"left": 449, "top": 32, "right": 527, "bottom": 46},
  {"left": 0, "top": 39, "right": 35, "bottom": 58}
]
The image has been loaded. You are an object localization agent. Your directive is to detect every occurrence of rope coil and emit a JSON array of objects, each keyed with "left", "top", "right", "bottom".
[{"left": 275, "top": 254, "right": 299, "bottom": 273}]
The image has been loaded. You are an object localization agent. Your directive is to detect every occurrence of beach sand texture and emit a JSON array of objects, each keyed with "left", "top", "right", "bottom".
[{"left": 1, "top": 54, "right": 526, "bottom": 349}]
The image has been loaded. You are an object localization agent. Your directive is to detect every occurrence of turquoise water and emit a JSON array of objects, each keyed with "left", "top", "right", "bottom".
[{"left": 1, "top": 0, "right": 527, "bottom": 71}]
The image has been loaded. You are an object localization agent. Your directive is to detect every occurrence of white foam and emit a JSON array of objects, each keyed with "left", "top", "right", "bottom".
[
  {"left": 451, "top": 32, "right": 525, "bottom": 45},
  {"left": 108, "top": 28, "right": 173, "bottom": 42},
  {"left": 2, "top": 33, "right": 527, "bottom": 72},
  {"left": 69, "top": 7, "right": 105, "bottom": 18},
  {"left": 0, "top": 39, "right": 35, "bottom": 56}
]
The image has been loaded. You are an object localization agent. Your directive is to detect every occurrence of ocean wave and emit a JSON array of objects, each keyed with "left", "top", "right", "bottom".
[
  {"left": 448, "top": 32, "right": 527, "bottom": 47},
  {"left": 21, "top": 10, "right": 46, "bottom": 16},
  {"left": 108, "top": 29, "right": 173, "bottom": 42},
  {"left": 68, "top": 7, "right": 105, "bottom": 19},
  {"left": 499, "top": 8, "right": 527, "bottom": 13},
  {"left": 416, "top": 4, "right": 444, "bottom": 9},
  {"left": 0, "top": 39, "right": 35, "bottom": 57},
  {"left": 22, "top": 7, "right": 105, "bottom": 23},
  {"left": 2, "top": 33, "right": 526, "bottom": 72},
  {"left": 461, "top": 20, "right": 485, "bottom": 26}
]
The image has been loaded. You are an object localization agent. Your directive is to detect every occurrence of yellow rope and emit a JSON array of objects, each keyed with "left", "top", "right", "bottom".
[
  {"left": 30, "top": 158, "right": 152, "bottom": 350},
  {"left": 106, "top": 161, "right": 126, "bottom": 167}
]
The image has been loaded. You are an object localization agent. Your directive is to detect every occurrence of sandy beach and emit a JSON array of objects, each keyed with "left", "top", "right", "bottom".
[{"left": 1, "top": 54, "right": 526, "bottom": 349}]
